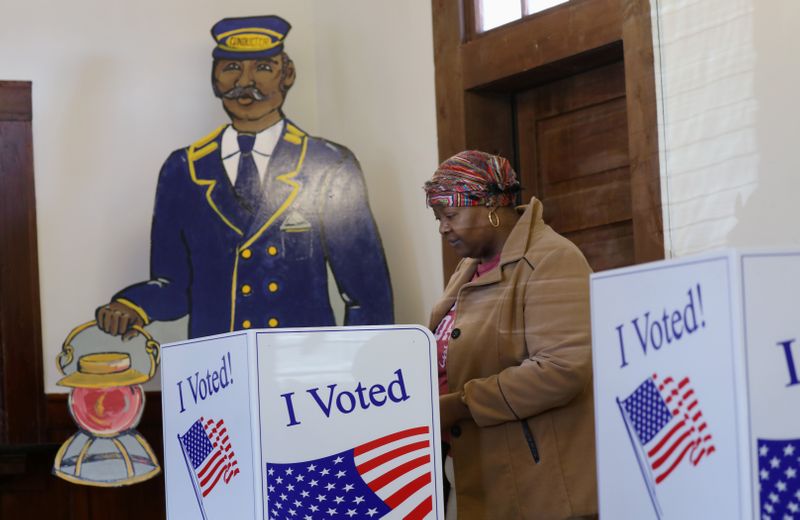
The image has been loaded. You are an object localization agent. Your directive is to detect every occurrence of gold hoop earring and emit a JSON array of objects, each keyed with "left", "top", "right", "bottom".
[{"left": 488, "top": 208, "right": 500, "bottom": 228}]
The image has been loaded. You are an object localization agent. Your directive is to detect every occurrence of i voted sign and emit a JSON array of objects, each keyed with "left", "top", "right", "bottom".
[
  {"left": 257, "top": 327, "right": 443, "bottom": 520},
  {"left": 161, "top": 326, "right": 443, "bottom": 520},
  {"left": 279, "top": 368, "right": 412, "bottom": 427},
  {"left": 591, "top": 249, "right": 800, "bottom": 519},
  {"left": 741, "top": 253, "right": 800, "bottom": 520}
]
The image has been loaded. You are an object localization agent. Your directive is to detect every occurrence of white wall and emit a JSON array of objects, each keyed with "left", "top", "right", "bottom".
[
  {"left": 310, "top": 1, "right": 443, "bottom": 327},
  {"left": 653, "top": 0, "right": 800, "bottom": 257},
  {"left": 1, "top": 0, "right": 441, "bottom": 392}
]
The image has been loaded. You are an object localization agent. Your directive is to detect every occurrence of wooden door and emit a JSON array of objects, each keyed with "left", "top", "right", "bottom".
[
  {"left": 432, "top": 0, "right": 663, "bottom": 280},
  {"left": 516, "top": 61, "right": 634, "bottom": 271}
]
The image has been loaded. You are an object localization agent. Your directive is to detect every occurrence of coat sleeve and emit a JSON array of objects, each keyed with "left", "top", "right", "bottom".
[
  {"left": 320, "top": 149, "right": 394, "bottom": 325},
  {"left": 463, "top": 242, "right": 593, "bottom": 427},
  {"left": 114, "top": 151, "right": 191, "bottom": 322}
]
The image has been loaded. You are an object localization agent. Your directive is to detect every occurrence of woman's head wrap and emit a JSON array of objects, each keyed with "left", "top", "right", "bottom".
[{"left": 424, "top": 150, "right": 520, "bottom": 207}]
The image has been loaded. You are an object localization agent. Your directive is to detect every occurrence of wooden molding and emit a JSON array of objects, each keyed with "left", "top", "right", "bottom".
[
  {"left": 0, "top": 81, "right": 32, "bottom": 121},
  {"left": 0, "top": 80, "right": 45, "bottom": 444},
  {"left": 622, "top": 0, "right": 664, "bottom": 263},
  {"left": 431, "top": 0, "right": 470, "bottom": 278},
  {"left": 460, "top": 0, "right": 622, "bottom": 90}
]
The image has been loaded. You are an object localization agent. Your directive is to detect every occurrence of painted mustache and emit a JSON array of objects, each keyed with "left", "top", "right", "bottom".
[{"left": 222, "top": 86, "right": 266, "bottom": 101}]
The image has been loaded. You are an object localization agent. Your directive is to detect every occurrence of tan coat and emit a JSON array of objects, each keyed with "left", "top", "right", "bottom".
[{"left": 429, "top": 197, "right": 597, "bottom": 519}]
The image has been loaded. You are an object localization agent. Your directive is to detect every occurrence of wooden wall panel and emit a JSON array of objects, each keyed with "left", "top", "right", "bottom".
[
  {"left": 1, "top": 394, "right": 166, "bottom": 519},
  {"left": 564, "top": 221, "right": 635, "bottom": 271},
  {"left": 537, "top": 99, "right": 630, "bottom": 185},
  {"left": 0, "top": 81, "right": 45, "bottom": 445}
]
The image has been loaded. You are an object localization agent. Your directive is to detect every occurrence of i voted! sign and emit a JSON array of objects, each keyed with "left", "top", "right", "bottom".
[
  {"left": 161, "top": 326, "right": 443, "bottom": 520},
  {"left": 257, "top": 327, "right": 443, "bottom": 520},
  {"left": 161, "top": 332, "right": 256, "bottom": 520},
  {"left": 591, "top": 249, "right": 800, "bottom": 520}
]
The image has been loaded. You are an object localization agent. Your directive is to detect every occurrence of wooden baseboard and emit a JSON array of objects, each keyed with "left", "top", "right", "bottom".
[{"left": 1, "top": 393, "right": 167, "bottom": 519}]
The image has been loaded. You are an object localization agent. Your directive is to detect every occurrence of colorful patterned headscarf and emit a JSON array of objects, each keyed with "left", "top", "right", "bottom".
[{"left": 424, "top": 150, "right": 520, "bottom": 207}]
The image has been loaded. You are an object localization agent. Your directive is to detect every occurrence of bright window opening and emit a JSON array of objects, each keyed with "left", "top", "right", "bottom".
[
  {"left": 525, "top": 0, "right": 569, "bottom": 16},
  {"left": 477, "top": 0, "right": 569, "bottom": 33}
]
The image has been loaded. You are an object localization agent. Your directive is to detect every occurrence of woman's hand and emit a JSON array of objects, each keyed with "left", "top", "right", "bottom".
[{"left": 439, "top": 392, "right": 471, "bottom": 433}]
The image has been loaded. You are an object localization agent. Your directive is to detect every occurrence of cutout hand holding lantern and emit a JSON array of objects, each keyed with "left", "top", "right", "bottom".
[{"left": 52, "top": 320, "right": 162, "bottom": 487}]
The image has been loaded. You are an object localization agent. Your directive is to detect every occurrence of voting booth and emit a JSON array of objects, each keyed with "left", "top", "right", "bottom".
[
  {"left": 591, "top": 249, "right": 800, "bottom": 519},
  {"left": 159, "top": 325, "right": 443, "bottom": 520}
]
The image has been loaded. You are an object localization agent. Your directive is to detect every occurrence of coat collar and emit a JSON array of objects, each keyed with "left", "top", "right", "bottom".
[
  {"left": 499, "top": 196, "right": 543, "bottom": 267},
  {"left": 427, "top": 197, "right": 545, "bottom": 329},
  {"left": 186, "top": 125, "right": 249, "bottom": 236},
  {"left": 186, "top": 121, "right": 309, "bottom": 244},
  {"left": 459, "top": 197, "right": 544, "bottom": 287}
]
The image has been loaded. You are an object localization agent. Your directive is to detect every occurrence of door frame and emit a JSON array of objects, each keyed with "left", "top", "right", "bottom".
[
  {"left": 431, "top": 0, "right": 663, "bottom": 279},
  {"left": 0, "top": 80, "right": 46, "bottom": 446}
]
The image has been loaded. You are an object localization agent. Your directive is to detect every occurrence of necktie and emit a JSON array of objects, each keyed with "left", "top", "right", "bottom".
[{"left": 235, "top": 134, "right": 262, "bottom": 213}]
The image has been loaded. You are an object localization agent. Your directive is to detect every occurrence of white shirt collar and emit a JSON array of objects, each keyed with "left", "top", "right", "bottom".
[
  {"left": 221, "top": 120, "right": 284, "bottom": 159},
  {"left": 220, "top": 120, "right": 284, "bottom": 185}
]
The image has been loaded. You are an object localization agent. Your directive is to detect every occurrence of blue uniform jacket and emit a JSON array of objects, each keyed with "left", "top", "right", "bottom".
[{"left": 117, "top": 121, "right": 394, "bottom": 338}]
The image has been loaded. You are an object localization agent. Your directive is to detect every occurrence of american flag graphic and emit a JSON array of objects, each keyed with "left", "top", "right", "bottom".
[
  {"left": 619, "top": 374, "right": 715, "bottom": 486},
  {"left": 179, "top": 417, "right": 240, "bottom": 498},
  {"left": 265, "top": 426, "right": 434, "bottom": 520},
  {"left": 757, "top": 438, "right": 800, "bottom": 519}
]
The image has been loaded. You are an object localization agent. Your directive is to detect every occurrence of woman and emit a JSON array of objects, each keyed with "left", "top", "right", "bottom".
[{"left": 425, "top": 151, "right": 597, "bottom": 519}]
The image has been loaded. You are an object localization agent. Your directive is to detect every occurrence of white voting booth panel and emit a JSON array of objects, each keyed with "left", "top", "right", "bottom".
[
  {"left": 160, "top": 326, "right": 443, "bottom": 520},
  {"left": 591, "top": 250, "right": 800, "bottom": 519}
]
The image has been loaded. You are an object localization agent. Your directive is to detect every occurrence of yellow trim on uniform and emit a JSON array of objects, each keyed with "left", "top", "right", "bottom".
[
  {"left": 283, "top": 134, "right": 302, "bottom": 145},
  {"left": 216, "top": 27, "right": 285, "bottom": 41},
  {"left": 239, "top": 135, "right": 308, "bottom": 251},
  {"left": 218, "top": 40, "right": 283, "bottom": 53},
  {"left": 187, "top": 125, "right": 244, "bottom": 237},
  {"left": 114, "top": 298, "right": 150, "bottom": 325},
  {"left": 193, "top": 125, "right": 224, "bottom": 149},
  {"left": 286, "top": 123, "right": 305, "bottom": 136},
  {"left": 230, "top": 253, "right": 240, "bottom": 331},
  {"left": 230, "top": 131, "right": 308, "bottom": 331},
  {"left": 241, "top": 248, "right": 252, "bottom": 259}
]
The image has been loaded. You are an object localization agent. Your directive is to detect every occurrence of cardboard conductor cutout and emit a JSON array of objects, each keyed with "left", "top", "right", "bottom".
[
  {"left": 54, "top": 14, "right": 394, "bottom": 487},
  {"left": 95, "top": 13, "right": 393, "bottom": 340}
]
